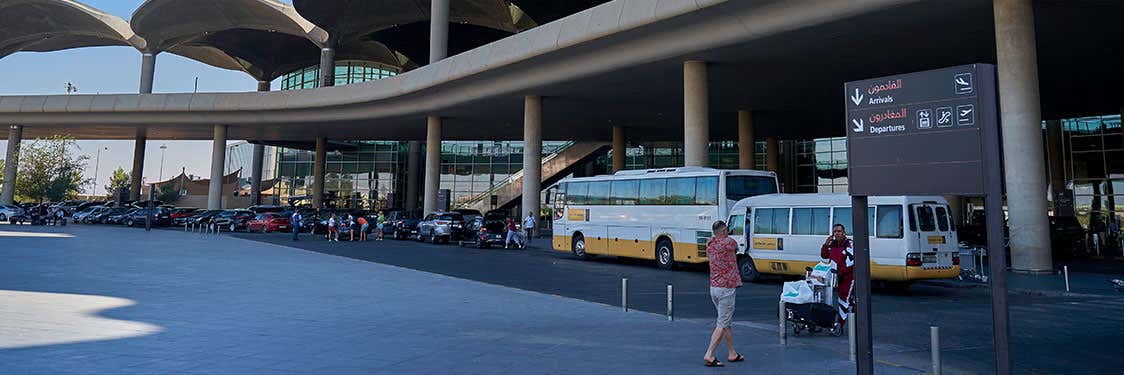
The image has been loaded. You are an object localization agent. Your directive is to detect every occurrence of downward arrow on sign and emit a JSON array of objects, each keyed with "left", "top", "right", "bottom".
[
  {"left": 852, "top": 118, "right": 865, "bottom": 133},
  {"left": 851, "top": 88, "right": 864, "bottom": 106}
]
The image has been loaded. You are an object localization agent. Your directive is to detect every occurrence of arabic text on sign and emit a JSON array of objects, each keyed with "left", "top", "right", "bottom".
[
  {"left": 869, "top": 108, "right": 908, "bottom": 124},
  {"left": 867, "top": 79, "right": 903, "bottom": 95}
]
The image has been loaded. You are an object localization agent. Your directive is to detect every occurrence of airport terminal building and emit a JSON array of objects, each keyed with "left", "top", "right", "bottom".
[{"left": 1, "top": 0, "right": 1123, "bottom": 273}]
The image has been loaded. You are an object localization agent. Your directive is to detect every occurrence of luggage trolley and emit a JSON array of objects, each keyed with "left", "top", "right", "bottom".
[{"left": 782, "top": 263, "right": 844, "bottom": 337}]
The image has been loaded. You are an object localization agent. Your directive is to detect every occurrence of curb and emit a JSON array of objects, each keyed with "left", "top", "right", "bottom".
[{"left": 917, "top": 280, "right": 1116, "bottom": 298}]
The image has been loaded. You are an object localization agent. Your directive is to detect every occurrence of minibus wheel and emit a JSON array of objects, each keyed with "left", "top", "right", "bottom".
[
  {"left": 572, "top": 234, "right": 591, "bottom": 260},
  {"left": 738, "top": 255, "right": 760, "bottom": 283},
  {"left": 655, "top": 239, "right": 674, "bottom": 270}
]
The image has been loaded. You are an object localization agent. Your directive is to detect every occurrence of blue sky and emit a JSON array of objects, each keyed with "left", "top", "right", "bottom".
[{"left": 0, "top": 0, "right": 291, "bottom": 195}]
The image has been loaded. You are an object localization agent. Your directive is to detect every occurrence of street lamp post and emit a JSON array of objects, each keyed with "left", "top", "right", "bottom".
[
  {"left": 91, "top": 146, "right": 108, "bottom": 197},
  {"left": 159, "top": 144, "right": 167, "bottom": 181}
]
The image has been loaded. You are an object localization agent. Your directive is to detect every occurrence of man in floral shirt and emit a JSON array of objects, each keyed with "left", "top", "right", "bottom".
[{"left": 702, "top": 220, "right": 744, "bottom": 367}]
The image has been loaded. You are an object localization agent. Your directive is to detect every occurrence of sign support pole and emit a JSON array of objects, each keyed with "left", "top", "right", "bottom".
[
  {"left": 980, "top": 88, "right": 1010, "bottom": 375},
  {"left": 851, "top": 196, "right": 873, "bottom": 375}
]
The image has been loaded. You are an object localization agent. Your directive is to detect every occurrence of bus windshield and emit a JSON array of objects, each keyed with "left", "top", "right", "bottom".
[{"left": 725, "top": 176, "right": 778, "bottom": 201}]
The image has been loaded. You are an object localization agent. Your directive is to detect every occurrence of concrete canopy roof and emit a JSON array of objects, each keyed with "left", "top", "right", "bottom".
[
  {"left": 2, "top": 0, "right": 1122, "bottom": 143},
  {"left": 293, "top": 0, "right": 524, "bottom": 43},
  {"left": 0, "top": 0, "right": 146, "bottom": 59}
]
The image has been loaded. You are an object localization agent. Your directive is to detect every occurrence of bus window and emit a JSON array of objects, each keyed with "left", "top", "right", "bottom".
[
  {"left": 792, "top": 207, "right": 830, "bottom": 235},
  {"left": 832, "top": 207, "right": 876, "bottom": 236},
  {"left": 726, "top": 175, "right": 779, "bottom": 201},
  {"left": 908, "top": 207, "right": 917, "bottom": 232},
  {"left": 587, "top": 181, "right": 611, "bottom": 205},
  {"left": 695, "top": 177, "right": 718, "bottom": 205},
  {"left": 610, "top": 180, "right": 640, "bottom": 205},
  {"left": 729, "top": 214, "right": 745, "bottom": 236},
  {"left": 639, "top": 178, "right": 667, "bottom": 205},
  {"left": 667, "top": 178, "right": 696, "bottom": 205},
  {"left": 754, "top": 208, "right": 790, "bottom": 234},
  {"left": 934, "top": 206, "right": 950, "bottom": 231},
  {"left": 875, "top": 205, "right": 903, "bottom": 238},
  {"left": 916, "top": 205, "right": 937, "bottom": 231},
  {"left": 566, "top": 182, "right": 588, "bottom": 205}
]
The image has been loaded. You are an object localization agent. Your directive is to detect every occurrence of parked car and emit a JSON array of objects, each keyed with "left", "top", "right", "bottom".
[
  {"left": 248, "top": 205, "right": 287, "bottom": 214},
  {"left": 449, "top": 209, "right": 482, "bottom": 241},
  {"left": 212, "top": 209, "right": 257, "bottom": 232},
  {"left": 123, "top": 207, "right": 173, "bottom": 227},
  {"left": 106, "top": 208, "right": 139, "bottom": 224},
  {"left": 310, "top": 209, "right": 366, "bottom": 235},
  {"left": 390, "top": 209, "right": 423, "bottom": 240},
  {"left": 246, "top": 213, "right": 292, "bottom": 233},
  {"left": 0, "top": 204, "right": 25, "bottom": 223},
  {"left": 72, "top": 206, "right": 103, "bottom": 223},
  {"left": 458, "top": 211, "right": 508, "bottom": 249},
  {"left": 417, "top": 212, "right": 463, "bottom": 244},
  {"left": 169, "top": 208, "right": 203, "bottom": 224},
  {"left": 189, "top": 209, "right": 225, "bottom": 226},
  {"left": 88, "top": 207, "right": 126, "bottom": 224}
]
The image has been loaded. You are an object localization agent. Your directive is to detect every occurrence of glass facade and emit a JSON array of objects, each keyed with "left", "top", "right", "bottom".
[
  {"left": 1051, "top": 115, "right": 1124, "bottom": 256},
  {"left": 274, "top": 141, "right": 402, "bottom": 209},
  {"left": 279, "top": 60, "right": 399, "bottom": 90}
]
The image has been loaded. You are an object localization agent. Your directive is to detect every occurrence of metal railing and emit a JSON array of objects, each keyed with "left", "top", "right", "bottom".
[{"left": 457, "top": 141, "right": 576, "bottom": 208}]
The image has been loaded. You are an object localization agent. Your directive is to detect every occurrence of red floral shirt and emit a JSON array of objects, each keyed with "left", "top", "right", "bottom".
[{"left": 706, "top": 236, "right": 742, "bottom": 288}]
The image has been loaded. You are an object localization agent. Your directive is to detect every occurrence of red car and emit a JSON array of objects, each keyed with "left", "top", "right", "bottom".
[{"left": 246, "top": 213, "right": 291, "bottom": 233}]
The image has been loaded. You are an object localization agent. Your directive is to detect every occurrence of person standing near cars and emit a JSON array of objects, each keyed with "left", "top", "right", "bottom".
[
  {"left": 357, "top": 215, "right": 369, "bottom": 241},
  {"left": 702, "top": 220, "right": 743, "bottom": 367},
  {"left": 291, "top": 210, "right": 303, "bottom": 241},
  {"left": 328, "top": 214, "right": 339, "bottom": 242},
  {"left": 504, "top": 217, "right": 520, "bottom": 249},
  {"left": 821, "top": 224, "right": 854, "bottom": 326},
  {"left": 522, "top": 212, "right": 536, "bottom": 249},
  {"left": 376, "top": 211, "right": 386, "bottom": 241}
]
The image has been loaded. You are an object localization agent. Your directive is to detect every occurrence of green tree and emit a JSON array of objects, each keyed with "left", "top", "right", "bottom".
[
  {"left": 156, "top": 183, "right": 180, "bottom": 203},
  {"left": 105, "top": 167, "right": 130, "bottom": 200},
  {"left": 15, "top": 136, "right": 89, "bottom": 202}
]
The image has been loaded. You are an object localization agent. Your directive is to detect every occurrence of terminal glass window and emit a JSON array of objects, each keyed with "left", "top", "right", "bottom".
[
  {"left": 792, "top": 208, "right": 830, "bottom": 235},
  {"left": 639, "top": 179, "right": 667, "bottom": 205},
  {"left": 586, "top": 182, "right": 611, "bottom": 205},
  {"left": 875, "top": 205, "right": 903, "bottom": 238},
  {"left": 695, "top": 177, "right": 718, "bottom": 205},
  {"left": 667, "top": 178, "right": 696, "bottom": 205},
  {"left": 610, "top": 180, "right": 640, "bottom": 205}
]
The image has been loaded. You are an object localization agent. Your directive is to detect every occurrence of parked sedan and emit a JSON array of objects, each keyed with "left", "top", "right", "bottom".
[
  {"left": 417, "top": 212, "right": 463, "bottom": 244},
  {"left": 0, "top": 204, "right": 25, "bottom": 223},
  {"left": 246, "top": 213, "right": 292, "bottom": 233},
  {"left": 390, "top": 209, "right": 423, "bottom": 240},
  {"left": 123, "top": 207, "right": 173, "bottom": 227},
  {"left": 106, "top": 208, "right": 139, "bottom": 224},
  {"left": 88, "top": 207, "right": 128, "bottom": 224},
  {"left": 457, "top": 212, "right": 508, "bottom": 249},
  {"left": 212, "top": 210, "right": 257, "bottom": 232},
  {"left": 188, "top": 209, "right": 224, "bottom": 227},
  {"left": 72, "top": 206, "right": 104, "bottom": 223},
  {"left": 169, "top": 208, "right": 203, "bottom": 225}
]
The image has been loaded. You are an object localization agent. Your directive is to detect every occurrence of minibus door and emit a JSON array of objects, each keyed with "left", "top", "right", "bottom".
[{"left": 912, "top": 204, "right": 954, "bottom": 268}]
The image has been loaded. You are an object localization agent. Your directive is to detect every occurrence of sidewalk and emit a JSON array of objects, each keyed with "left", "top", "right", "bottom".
[
  {"left": 0, "top": 225, "right": 916, "bottom": 374},
  {"left": 925, "top": 268, "right": 1124, "bottom": 297}
]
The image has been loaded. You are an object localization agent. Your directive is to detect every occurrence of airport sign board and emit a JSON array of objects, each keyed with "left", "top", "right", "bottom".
[{"left": 845, "top": 64, "right": 999, "bottom": 196}]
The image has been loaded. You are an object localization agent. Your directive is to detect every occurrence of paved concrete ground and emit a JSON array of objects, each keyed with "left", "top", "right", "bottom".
[
  {"left": 0, "top": 225, "right": 910, "bottom": 374},
  {"left": 234, "top": 229, "right": 1124, "bottom": 374}
]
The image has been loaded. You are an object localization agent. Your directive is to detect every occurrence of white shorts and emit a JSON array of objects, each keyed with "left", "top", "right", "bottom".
[{"left": 710, "top": 287, "right": 737, "bottom": 328}]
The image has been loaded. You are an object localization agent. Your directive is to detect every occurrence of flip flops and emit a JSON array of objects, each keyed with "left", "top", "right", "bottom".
[
  {"left": 704, "top": 358, "right": 723, "bottom": 367},
  {"left": 729, "top": 354, "right": 745, "bottom": 363}
]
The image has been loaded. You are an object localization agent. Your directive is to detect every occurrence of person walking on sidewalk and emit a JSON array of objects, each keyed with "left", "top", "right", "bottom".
[
  {"left": 291, "top": 210, "right": 303, "bottom": 241},
  {"left": 821, "top": 223, "right": 854, "bottom": 326},
  {"left": 522, "top": 212, "right": 536, "bottom": 249},
  {"left": 702, "top": 220, "right": 744, "bottom": 367}
]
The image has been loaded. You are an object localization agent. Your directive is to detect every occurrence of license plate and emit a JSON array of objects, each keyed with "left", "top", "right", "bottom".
[
  {"left": 279, "top": 226, "right": 288, "bottom": 229},
  {"left": 922, "top": 253, "right": 937, "bottom": 263}
]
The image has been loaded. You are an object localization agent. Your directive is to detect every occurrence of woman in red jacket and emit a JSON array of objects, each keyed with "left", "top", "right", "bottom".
[{"left": 821, "top": 224, "right": 854, "bottom": 326}]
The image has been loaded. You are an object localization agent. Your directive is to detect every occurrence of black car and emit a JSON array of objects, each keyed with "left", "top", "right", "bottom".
[
  {"left": 458, "top": 212, "right": 508, "bottom": 249},
  {"left": 89, "top": 207, "right": 128, "bottom": 224},
  {"left": 390, "top": 209, "right": 423, "bottom": 240},
  {"left": 122, "top": 207, "right": 173, "bottom": 227},
  {"left": 450, "top": 209, "right": 483, "bottom": 241},
  {"left": 189, "top": 209, "right": 225, "bottom": 226},
  {"left": 107, "top": 208, "right": 138, "bottom": 224},
  {"left": 212, "top": 209, "right": 257, "bottom": 232}
]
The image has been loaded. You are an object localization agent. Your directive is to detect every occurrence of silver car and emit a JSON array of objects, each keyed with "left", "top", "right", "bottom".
[
  {"left": 0, "top": 205, "right": 25, "bottom": 223},
  {"left": 416, "top": 212, "right": 462, "bottom": 244}
]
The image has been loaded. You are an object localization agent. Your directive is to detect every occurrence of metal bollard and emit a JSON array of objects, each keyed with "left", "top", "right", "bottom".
[
  {"left": 849, "top": 314, "right": 856, "bottom": 362},
  {"left": 931, "top": 326, "right": 941, "bottom": 375},
  {"left": 1063, "top": 266, "right": 1070, "bottom": 292},
  {"left": 779, "top": 300, "right": 786, "bottom": 346},
  {"left": 666, "top": 284, "right": 674, "bottom": 321},
  {"left": 621, "top": 278, "right": 628, "bottom": 312}
]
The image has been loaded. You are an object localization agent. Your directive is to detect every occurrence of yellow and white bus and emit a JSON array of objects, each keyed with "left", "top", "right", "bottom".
[
  {"left": 551, "top": 167, "right": 779, "bottom": 269},
  {"left": 727, "top": 194, "right": 960, "bottom": 282}
]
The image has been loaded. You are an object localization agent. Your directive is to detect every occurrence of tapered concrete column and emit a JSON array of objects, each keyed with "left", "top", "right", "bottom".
[
  {"left": 129, "top": 128, "right": 147, "bottom": 200},
  {"left": 319, "top": 48, "right": 335, "bottom": 87},
  {"left": 312, "top": 137, "right": 327, "bottom": 208},
  {"left": 995, "top": 0, "right": 1051, "bottom": 273},
  {"left": 430, "top": 0, "right": 449, "bottom": 63},
  {"left": 683, "top": 61, "right": 709, "bottom": 167},
  {"left": 523, "top": 96, "right": 543, "bottom": 236},
  {"left": 423, "top": 117, "right": 442, "bottom": 215},
  {"left": 208, "top": 125, "right": 227, "bottom": 210},
  {"left": 139, "top": 52, "right": 157, "bottom": 94},
  {"left": 765, "top": 137, "right": 779, "bottom": 173},
  {"left": 1, "top": 125, "right": 23, "bottom": 205},
  {"left": 738, "top": 110, "right": 755, "bottom": 169},
  {"left": 405, "top": 141, "right": 421, "bottom": 210},
  {"left": 611, "top": 126, "right": 626, "bottom": 173},
  {"left": 250, "top": 144, "right": 265, "bottom": 205}
]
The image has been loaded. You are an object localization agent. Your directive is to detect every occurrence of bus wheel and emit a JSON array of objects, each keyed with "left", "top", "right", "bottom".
[
  {"left": 655, "top": 239, "right": 674, "bottom": 270},
  {"left": 738, "top": 255, "right": 760, "bottom": 283},
  {"left": 572, "top": 234, "right": 591, "bottom": 260}
]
